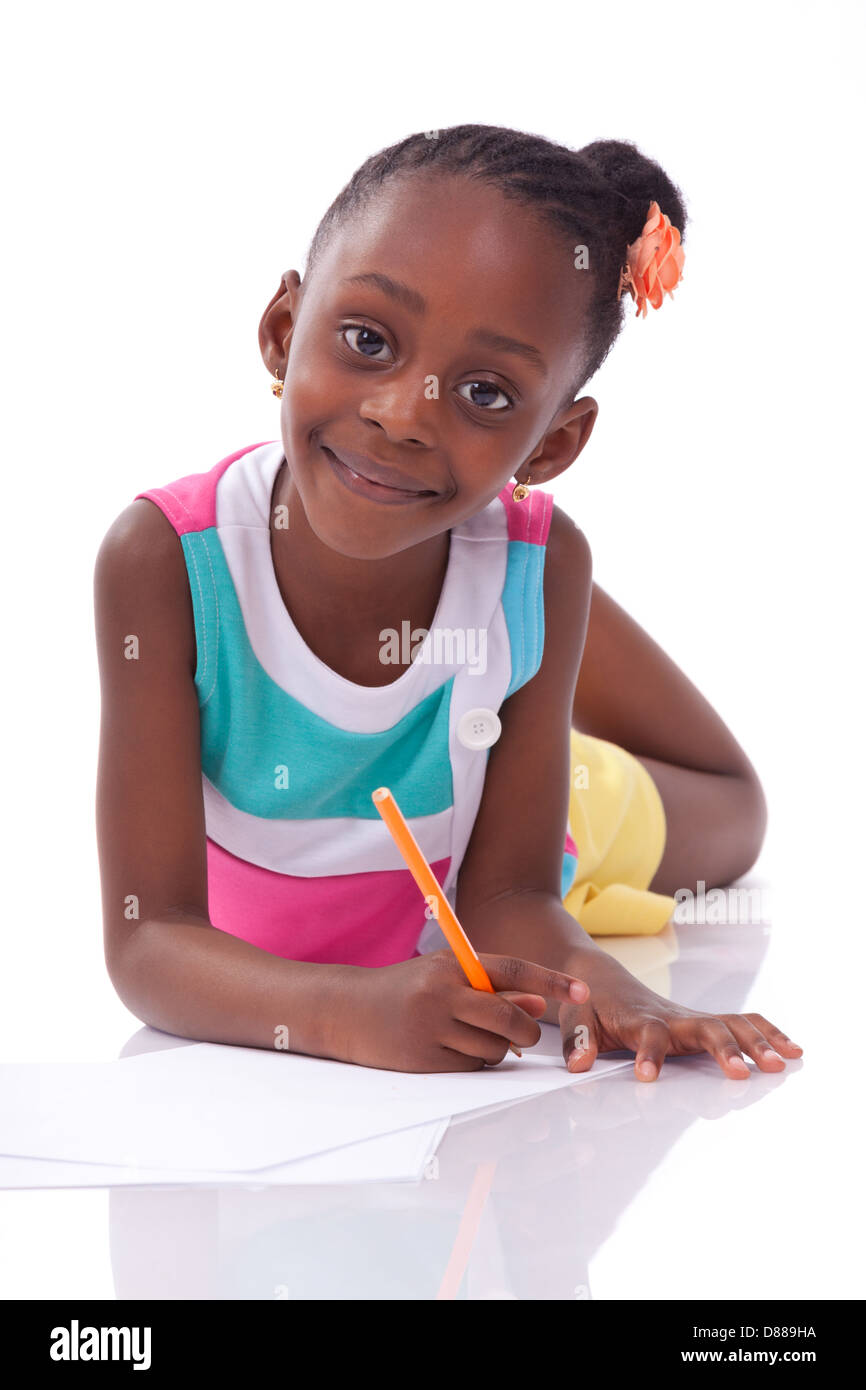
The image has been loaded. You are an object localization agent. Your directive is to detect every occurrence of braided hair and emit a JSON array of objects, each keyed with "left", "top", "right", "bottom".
[{"left": 303, "top": 124, "right": 688, "bottom": 408}]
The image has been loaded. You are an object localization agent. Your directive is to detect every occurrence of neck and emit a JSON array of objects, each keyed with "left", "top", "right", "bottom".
[{"left": 268, "top": 460, "right": 452, "bottom": 628}]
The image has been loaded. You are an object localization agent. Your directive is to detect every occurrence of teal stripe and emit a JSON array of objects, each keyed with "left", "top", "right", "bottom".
[
  {"left": 560, "top": 849, "right": 578, "bottom": 898},
  {"left": 502, "top": 539, "right": 546, "bottom": 698},
  {"left": 182, "top": 531, "right": 221, "bottom": 704},
  {"left": 182, "top": 529, "right": 455, "bottom": 820}
]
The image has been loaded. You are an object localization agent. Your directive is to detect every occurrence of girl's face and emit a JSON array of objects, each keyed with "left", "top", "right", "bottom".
[{"left": 260, "top": 172, "right": 597, "bottom": 559}]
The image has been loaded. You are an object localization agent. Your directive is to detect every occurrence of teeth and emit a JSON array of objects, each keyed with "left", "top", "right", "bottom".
[{"left": 352, "top": 466, "right": 386, "bottom": 487}]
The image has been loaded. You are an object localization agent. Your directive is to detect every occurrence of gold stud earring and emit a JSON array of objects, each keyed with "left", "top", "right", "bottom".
[
  {"left": 271, "top": 370, "right": 283, "bottom": 398},
  {"left": 512, "top": 471, "right": 531, "bottom": 502}
]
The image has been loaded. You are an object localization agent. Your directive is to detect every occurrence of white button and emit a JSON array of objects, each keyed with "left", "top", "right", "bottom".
[{"left": 457, "top": 707, "right": 501, "bottom": 750}]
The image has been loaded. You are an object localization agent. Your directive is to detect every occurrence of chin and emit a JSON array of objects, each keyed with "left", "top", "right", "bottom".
[{"left": 303, "top": 486, "right": 416, "bottom": 559}]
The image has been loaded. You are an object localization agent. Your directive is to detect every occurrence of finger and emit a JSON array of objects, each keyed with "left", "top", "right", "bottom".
[
  {"left": 560, "top": 1002, "right": 598, "bottom": 1072},
  {"left": 673, "top": 1015, "right": 752, "bottom": 1078},
  {"left": 442, "top": 1019, "right": 516, "bottom": 1067},
  {"left": 481, "top": 954, "right": 590, "bottom": 1007},
  {"left": 721, "top": 1015, "right": 789, "bottom": 1072},
  {"left": 497, "top": 991, "right": 548, "bottom": 1019},
  {"left": 434, "top": 1043, "right": 488, "bottom": 1072},
  {"left": 739, "top": 1012, "right": 803, "bottom": 1057},
  {"left": 633, "top": 1021, "right": 672, "bottom": 1082},
  {"left": 454, "top": 989, "right": 544, "bottom": 1050}
]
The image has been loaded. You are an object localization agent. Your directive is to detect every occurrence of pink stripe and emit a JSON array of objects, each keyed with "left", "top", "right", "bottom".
[
  {"left": 134, "top": 440, "right": 273, "bottom": 535},
  {"left": 496, "top": 482, "right": 554, "bottom": 545},
  {"left": 206, "top": 838, "right": 451, "bottom": 967},
  {"left": 564, "top": 827, "right": 578, "bottom": 858}
]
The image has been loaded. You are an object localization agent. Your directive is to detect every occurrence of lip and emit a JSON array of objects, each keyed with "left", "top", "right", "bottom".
[{"left": 322, "top": 445, "right": 437, "bottom": 500}]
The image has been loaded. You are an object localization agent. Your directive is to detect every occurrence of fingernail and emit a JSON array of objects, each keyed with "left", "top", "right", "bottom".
[
  {"left": 764, "top": 1049, "right": 783, "bottom": 1062},
  {"left": 730, "top": 1057, "right": 749, "bottom": 1074},
  {"left": 638, "top": 1060, "right": 656, "bottom": 1079},
  {"left": 569, "top": 982, "right": 588, "bottom": 1002}
]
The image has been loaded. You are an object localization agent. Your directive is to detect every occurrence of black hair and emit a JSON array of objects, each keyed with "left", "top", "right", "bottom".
[{"left": 303, "top": 124, "right": 688, "bottom": 412}]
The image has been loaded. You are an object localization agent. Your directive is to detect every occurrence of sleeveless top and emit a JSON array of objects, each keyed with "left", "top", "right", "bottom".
[{"left": 134, "top": 440, "right": 579, "bottom": 967}]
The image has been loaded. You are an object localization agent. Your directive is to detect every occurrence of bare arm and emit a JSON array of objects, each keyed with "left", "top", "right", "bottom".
[
  {"left": 573, "top": 582, "right": 768, "bottom": 892},
  {"left": 573, "top": 580, "right": 761, "bottom": 775},
  {"left": 451, "top": 512, "right": 799, "bottom": 1081},
  {"left": 93, "top": 498, "right": 350, "bottom": 1059},
  {"left": 455, "top": 504, "right": 596, "bottom": 938}
]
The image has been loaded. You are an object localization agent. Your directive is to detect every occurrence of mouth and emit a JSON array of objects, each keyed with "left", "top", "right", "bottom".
[{"left": 321, "top": 445, "right": 438, "bottom": 502}]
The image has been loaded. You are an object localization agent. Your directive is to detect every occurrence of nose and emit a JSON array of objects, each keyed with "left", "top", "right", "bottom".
[{"left": 358, "top": 378, "right": 437, "bottom": 447}]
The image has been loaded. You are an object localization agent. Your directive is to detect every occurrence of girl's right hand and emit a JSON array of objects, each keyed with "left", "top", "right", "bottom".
[{"left": 333, "top": 950, "right": 590, "bottom": 1072}]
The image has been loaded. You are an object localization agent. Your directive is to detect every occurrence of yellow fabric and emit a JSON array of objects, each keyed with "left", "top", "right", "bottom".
[{"left": 563, "top": 729, "right": 676, "bottom": 936}]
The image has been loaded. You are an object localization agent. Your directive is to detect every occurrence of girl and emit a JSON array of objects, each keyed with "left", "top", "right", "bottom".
[{"left": 94, "top": 124, "right": 801, "bottom": 1080}]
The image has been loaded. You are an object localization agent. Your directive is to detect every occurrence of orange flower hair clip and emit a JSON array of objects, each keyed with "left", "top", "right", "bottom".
[{"left": 617, "top": 200, "right": 685, "bottom": 318}]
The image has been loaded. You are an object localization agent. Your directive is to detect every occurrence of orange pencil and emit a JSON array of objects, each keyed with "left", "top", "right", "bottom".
[{"left": 371, "top": 786, "right": 522, "bottom": 1058}]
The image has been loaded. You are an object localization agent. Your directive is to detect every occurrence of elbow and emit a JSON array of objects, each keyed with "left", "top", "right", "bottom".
[
  {"left": 104, "top": 920, "right": 164, "bottom": 1031},
  {"left": 728, "top": 767, "right": 769, "bottom": 881},
  {"left": 105, "top": 947, "right": 151, "bottom": 1030}
]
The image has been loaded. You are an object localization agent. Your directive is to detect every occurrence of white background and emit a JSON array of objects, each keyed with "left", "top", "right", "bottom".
[{"left": 0, "top": 0, "right": 862, "bottom": 1299}]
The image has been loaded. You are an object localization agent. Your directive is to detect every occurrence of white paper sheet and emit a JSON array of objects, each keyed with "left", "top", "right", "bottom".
[
  {"left": 448, "top": 1029, "right": 637, "bottom": 1124},
  {"left": 0, "top": 1118, "right": 449, "bottom": 1189},
  {"left": 0, "top": 1025, "right": 635, "bottom": 1173}
]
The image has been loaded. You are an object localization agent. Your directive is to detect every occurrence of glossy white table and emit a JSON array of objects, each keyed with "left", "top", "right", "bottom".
[{"left": 0, "top": 874, "right": 850, "bottom": 1301}]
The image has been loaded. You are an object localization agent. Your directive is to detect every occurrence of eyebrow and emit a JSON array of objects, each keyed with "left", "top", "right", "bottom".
[{"left": 341, "top": 272, "right": 548, "bottom": 378}]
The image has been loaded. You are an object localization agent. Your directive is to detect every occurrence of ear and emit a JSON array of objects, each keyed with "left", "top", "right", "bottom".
[
  {"left": 519, "top": 396, "right": 599, "bottom": 488},
  {"left": 258, "top": 269, "right": 304, "bottom": 378}
]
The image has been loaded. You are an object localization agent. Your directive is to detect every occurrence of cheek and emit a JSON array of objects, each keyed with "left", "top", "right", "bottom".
[{"left": 282, "top": 350, "right": 339, "bottom": 427}]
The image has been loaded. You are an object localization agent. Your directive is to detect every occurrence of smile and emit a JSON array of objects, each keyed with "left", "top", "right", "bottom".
[{"left": 322, "top": 446, "right": 437, "bottom": 504}]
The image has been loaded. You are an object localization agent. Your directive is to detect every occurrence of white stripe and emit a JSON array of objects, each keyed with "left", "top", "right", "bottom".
[
  {"left": 416, "top": 601, "right": 513, "bottom": 954},
  {"left": 202, "top": 774, "right": 454, "bottom": 876}
]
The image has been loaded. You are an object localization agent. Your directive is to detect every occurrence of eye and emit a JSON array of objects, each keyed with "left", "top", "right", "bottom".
[
  {"left": 456, "top": 380, "right": 514, "bottom": 411},
  {"left": 340, "top": 325, "right": 515, "bottom": 412},
  {"left": 341, "top": 323, "right": 394, "bottom": 360}
]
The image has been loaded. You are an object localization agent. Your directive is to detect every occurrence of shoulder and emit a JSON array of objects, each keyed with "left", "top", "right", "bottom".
[
  {"left": 94, "top": 498, "right": 196, "bottom": 676},
  {"left": 94, "top": 497, "right": 190, "bottom": 609},
  {"left": 537, "top": 501, "right": 592, "bottom": 679},
  {"left": 545, "top": 500, "right": 592, "bottom": 597},
  {"left": 96, "top": 493, "right": 186, "bottom": 562}
]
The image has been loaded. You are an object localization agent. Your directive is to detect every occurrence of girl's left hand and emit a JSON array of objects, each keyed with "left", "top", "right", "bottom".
[{"left": 559, "top": 949, "right": 803, "bottom": 1080}]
